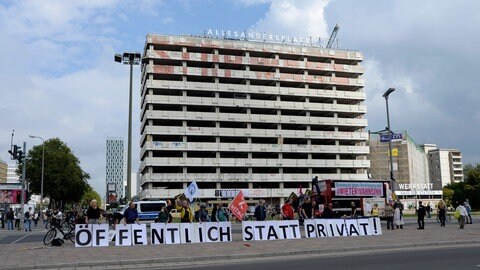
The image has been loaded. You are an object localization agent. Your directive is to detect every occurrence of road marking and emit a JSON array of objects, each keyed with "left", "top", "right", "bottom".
[{"left": 11, "top": 232, "right": 31, "bottom": 244}]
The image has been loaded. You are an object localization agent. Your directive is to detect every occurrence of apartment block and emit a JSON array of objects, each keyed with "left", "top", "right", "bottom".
[{"left": 139, "top": 34, "right": 369, "bottom": 203}]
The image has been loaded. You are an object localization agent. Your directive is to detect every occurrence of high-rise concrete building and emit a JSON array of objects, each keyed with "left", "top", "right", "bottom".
[
  {"left": 426, "top": 146, "right": 463, "bottom": 188},
  {"left": 139, "top": 34, "right": 368, "bottom": 203},
  {"left": 106, "top": 137, "right": 126, "bottom": 202}
]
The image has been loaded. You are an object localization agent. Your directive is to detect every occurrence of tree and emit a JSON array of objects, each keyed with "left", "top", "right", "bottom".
[
  {"left": 444, "top": 163, "right": 480, "bottom": 210},
  {"left": 81, "top": 186, "right": 102, "bottom": 208},
  {"left": 23, "top": 138, "right": 90, "bottom": 205}
]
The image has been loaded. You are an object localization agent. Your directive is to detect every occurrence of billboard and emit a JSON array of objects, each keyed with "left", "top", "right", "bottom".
[{"left": 0, "top": 189, "right": 25, "bottom": 203}]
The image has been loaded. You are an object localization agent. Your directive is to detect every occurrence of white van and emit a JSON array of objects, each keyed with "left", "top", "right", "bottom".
[{"left": 120, "top": 200, "right": 166, "bottom": 221}]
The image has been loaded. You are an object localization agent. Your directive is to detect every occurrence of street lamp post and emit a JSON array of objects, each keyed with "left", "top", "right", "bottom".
[
  {"left": 383, "top": 88, "right": 396, "bottom": 192},
  {"left": 115, "top": 52, "right": 141, "bottom": 200},
  {"left": 29, "top": 135, "right": 44, "bottom": 210}
]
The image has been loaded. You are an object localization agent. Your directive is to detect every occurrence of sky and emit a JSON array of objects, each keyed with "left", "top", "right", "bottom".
[{"left": 1, "top": 0, "right": 479, "bottom": 198}]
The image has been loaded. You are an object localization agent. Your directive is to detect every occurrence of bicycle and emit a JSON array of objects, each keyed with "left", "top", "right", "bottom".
[
  {"left": 436, "top": 213, "right": 452, "bottom": 223},
  {"left": 43, "top": 219, "right": 75, "bottom": 245}
]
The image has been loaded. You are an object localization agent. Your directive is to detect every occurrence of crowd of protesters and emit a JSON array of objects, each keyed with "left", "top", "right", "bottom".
[{"left": 0, "top": 197, "right": 474, "bottom": 232}]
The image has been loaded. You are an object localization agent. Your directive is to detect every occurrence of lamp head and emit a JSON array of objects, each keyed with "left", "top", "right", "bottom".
[{"left": 383, "top": 88, "right": 395, "bottom": 98}]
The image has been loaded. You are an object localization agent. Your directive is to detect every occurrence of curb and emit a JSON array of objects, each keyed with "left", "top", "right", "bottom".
[{"left": 6, "top": 239, "right": 480, "bottom": 270}]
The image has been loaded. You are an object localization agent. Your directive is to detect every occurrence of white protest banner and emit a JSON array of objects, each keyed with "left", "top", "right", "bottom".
[
  {"left": 242, "top": 221, "right": 255, "bottom": 241},
  {"left": 150, "top": 223, "right": 166, "bottom": 245},
  {"left": 243, "top": 220, "right": 300, "bottom": 241},
  {"left": 131, "top": 224, "right": 148, "bottom": 245},
  {"left": 184, "top": 181, "right": 199, "bottom": 203},
  {"left": 369, "top": 217, "right": 382, "bottom": 235},
  {"left": 115, "top": 224, "right": 132, "bottom": 246},
  {"left": 92, "top": 224, "right": 109, "bottom": 247},
  {"left": 75, "top": 224, "right": 92, "bottom": 248},
  {"left": 344, "top": 219, "right": 361, "bottom": 237},
  {"left": 165, "top": 223, "right": 181, "bottom": 244},
  {"left": 314, "top": 219, "right": 330, "bottom": 237},
  {"left": 303, "top": 219, "right": 317, "bottom": 238},
  {"left": 180, "top": 223, "right": 194, "bottom": 244},
  {"left": 327, "top": 219, "right": 348, "bottom": 237},
  {"left": 193, "top": 223, "right": 206, "bottom": 243},
  {"left": 217, "top": 222, "right": 232, "bottom": 242},
  {"left": 282, "top": 220, "right": 301, "bottom": 239},
  {"left": 356, "top": 218, "right": 373, "bottom": 236}
]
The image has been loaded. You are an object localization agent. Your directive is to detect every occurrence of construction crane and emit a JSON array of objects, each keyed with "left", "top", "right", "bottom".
[{"left": 326, "top": 24, "right": 340, "bottom": 49}]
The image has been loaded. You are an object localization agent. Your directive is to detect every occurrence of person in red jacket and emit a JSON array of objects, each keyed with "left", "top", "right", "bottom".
[{"left": 282, "top": 199, "right": 294, "bottom": 220}]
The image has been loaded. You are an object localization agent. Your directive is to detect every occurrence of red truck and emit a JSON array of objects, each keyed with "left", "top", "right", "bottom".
[{"left": 311, "top": 179, "right": 392, "bottom": 218}]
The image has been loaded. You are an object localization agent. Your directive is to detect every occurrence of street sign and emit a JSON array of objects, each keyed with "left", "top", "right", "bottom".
[{"left": 380, "top": 133, "right": 403, "bottom": 142}]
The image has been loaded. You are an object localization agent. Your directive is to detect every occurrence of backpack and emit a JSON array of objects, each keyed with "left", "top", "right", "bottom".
[
  {"left": 24, "top": 211, "right": 30, "bottom": 219},
  {"left": 157, "top": 211, "right": 169, "bottom": 223},
  {"left": 51, "top": 238, "right": 64, "bottom": 246}
]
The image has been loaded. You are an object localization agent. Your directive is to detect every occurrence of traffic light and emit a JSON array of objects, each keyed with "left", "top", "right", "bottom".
[
  {"left": 17, "top": 149, "right": 24, "bottom": 163},
  {"left": 7, "top": 144, "right": 20, "bottom": 160}
]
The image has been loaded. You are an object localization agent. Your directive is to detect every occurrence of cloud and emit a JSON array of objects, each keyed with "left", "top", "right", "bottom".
[{"left": 250, "top": 0, "right": 331, "bottom": 38}]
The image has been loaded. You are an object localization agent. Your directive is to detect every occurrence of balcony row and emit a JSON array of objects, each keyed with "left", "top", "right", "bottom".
[
  {"left": 140, "top": 172, "right": 368, "bottom": 184},
  {"left": 142, "top": 80, "right": 366, "bottom": 101},
  {"left": 147, "top": 35, "right": 364, "bottom": 62},
  {"left": 140, "top": 141, "right": 368, "bottom": 157},
  {"left": 146, "top": 65, "right": 364, "bottom": 87},
  {"left": 145, "top": 49, "right": 364, "bottom": 75},
  {"left": 141, "top": 95, "right": 366, "bottom": 114},
  {"left": 140, "top": 126, "right": 367, "bottom": 146},
  {"left": 142, "top": 111, "right": 367, "bottom": 127},
  {"left": 139, "top": 158, "right": 370, "bottom": 172}
]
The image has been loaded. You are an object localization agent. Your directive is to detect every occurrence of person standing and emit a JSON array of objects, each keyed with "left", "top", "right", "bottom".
[
  {"left": 385, "top": 203, "right": 394, "bottom": 230},
  {"left": 254, "top": 200, "right": 267, "bottom": 221},
  {"left": 175, "top": 200, "right": 193, "bottom": 223},
  {"left": 364, "top": 201, "right": 372, "bottom": 217},
  {"left": 456, "top": 202, "right": 468, "bottom": 229},
  {"left": 426, "top": 203, "right": 431, "bottom": 218},
  {"left": 24, "top": 207, "right": 32, "bottom": 231},
  {"left": 86, "top": 199, "right": 101, "bottom": 224},
  {"left": 322, "top": 203, "right": 333, "bottom": 219},
  {"left": 156, "top": 205, "right": 172, "bottom": 223},
  {"left": 210, "top": 205, "right": 218, "bottom": 222},
  {"left": 14, "top": 209, "right": 22, "bottom": 230},
  {"left": 194, "top": 204, "right": 209, "bottom": 222},
  {"left": 216, "top": 204, "right": 228, "bottom": 222},
  {"left": 417, "top": 201, "right": 426, "bottom": 230},
  {"left": 281, "top": 199, "right": 294, "bottom": 220},
  {"left": 350, "top": 201, "right": 357, "bottom": 218},
  {"left": 371, "top": 203, "right": 379, "bottom": 217},
  {"left": 0, "top": 210, "right": 4, "bottom": 229},
  {"left": 464, "top": 202, "right": 472, "bottom": 224},
  {"left": 123, "top": 201, "right": 139, "bottom": 225},
  {"left": 394, "top": 204, "right": 404, "bottom": 229},
  {"left": 438, "top": 200, "right": 447, "bottom": 227},
  {"left": 6, "top": 208, "right": 14, "bottom": 230}
]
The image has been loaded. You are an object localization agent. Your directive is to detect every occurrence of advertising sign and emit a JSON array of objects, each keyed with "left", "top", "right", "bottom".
[
  {"left": 335, "top": 182, "right": 384, "bottom": 197},
  {"left": 0, "top": 189, "right": 25, "bottom": 203}
]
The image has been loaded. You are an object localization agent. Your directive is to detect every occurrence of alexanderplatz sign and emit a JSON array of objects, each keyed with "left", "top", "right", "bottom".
[{"left": 204, "top": 29, "right": 325, "bottom": 47}]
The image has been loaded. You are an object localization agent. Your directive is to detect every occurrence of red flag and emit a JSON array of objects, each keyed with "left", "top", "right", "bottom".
[{"left": 228, "top": 190, "right": 248, "bottom": 221}]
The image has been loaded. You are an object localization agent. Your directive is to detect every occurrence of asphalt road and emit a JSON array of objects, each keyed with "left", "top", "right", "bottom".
[{"left": 175, "top": 245, "right": 480, "bottom": 270}]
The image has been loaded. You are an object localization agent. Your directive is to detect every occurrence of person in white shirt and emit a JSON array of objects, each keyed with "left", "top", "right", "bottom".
[{"left": 456, "top": 203, "right": 468, "bottom": 229}]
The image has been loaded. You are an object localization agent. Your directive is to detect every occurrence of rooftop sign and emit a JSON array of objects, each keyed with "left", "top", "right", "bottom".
[{"left": 204, "top": 29, "right": 325, "bottom": 47}]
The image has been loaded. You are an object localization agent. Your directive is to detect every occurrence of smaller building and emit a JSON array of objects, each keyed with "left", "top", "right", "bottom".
[
  {"left": 0, "top": 160, "right": 7, "bottom": 183},
  {"left": 6, "top": 163, "right": 20, "bottom": 184},
  {"left": 368, "top": 132, "right": 463, "bottom": 211},
  {"left": 424, "top": 145, "right": 463, "bottom": 189}
]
